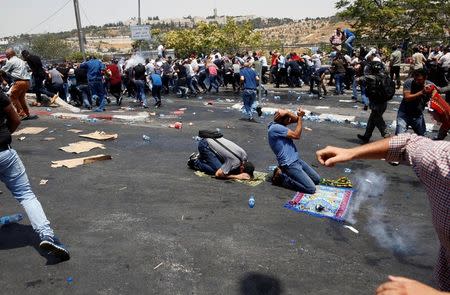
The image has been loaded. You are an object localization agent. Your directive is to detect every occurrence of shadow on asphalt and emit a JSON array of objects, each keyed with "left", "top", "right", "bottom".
[
  {"left": 0, "top": 223, "right": 66, "bottom": 265},
  {"left": 239, "top": 272, "right": 283, "bottom": 295}
]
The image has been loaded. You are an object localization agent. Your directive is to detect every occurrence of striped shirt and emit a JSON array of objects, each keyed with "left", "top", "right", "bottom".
[{"left": 386, "top": 134, "right": 450, "bottom": 291}]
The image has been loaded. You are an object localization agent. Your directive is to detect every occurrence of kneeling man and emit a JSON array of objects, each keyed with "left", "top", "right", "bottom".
[{"left": 268, "top": 108, "right": 321, "bottom": 193}]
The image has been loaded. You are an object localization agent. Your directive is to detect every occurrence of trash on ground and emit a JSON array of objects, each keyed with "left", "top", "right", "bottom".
[
  {"left": 67, "top": 129, "right": 83, "bottom": 134},
  {"left": 14, "top": 127, "right": 48, "bottom": 135},
  {"left": 60, "top": 141, "right": 106, "bottom": 154},
  {"left": 304, "top": 127, "right": 312, "bottom": 131},
  {"left": 66, "top": 277, "right": 73, "bottom": 284},
  {"left": 153, "top": 262, "right": 163, "bottom": 270},
  {"left": 142, "top": 135, "right": 150, "bottom": 141},
  {"left": 119, "top": 187, "right": 127, "bottom": 191},
  {"left": 42, "top": 137, "right": 56, "bottom": 141},
  {"left": 0, "top": 213, "right": 23, "bottom": 225},
  {"left": 51, "top": 154, "right": 112, "bottom": 169},
  {"left": 39, "top": 179, "right": 48, "bottom": 185},
  {"left": 343, "top": 225, "right": 359, "bottom": 234},
  {"left": 339, "top": 99, "right": 354, "bottom": 103},
  {"left": 79, "top": 131, "right": 118, "bottom": 141},
  {"left": 178, "top": 108, "right": 187, "bottom": 111},
  {"left": 344, "top": 168, "right": 352, "bottom": 173},
  {"left": 18, "top": 137, "right": 26, "bottom": 141},
  {"left": 315, "top": 106, "right": 330, "bottom": 109},
  {"left": 171, "top": 110, "right": 184, "bottom": 116},
  {"left": 55, "top": 97, "right": 81, "bottom": 113},
  {"left": 169, "top": 122, "right": 182, "bottom": 129}
]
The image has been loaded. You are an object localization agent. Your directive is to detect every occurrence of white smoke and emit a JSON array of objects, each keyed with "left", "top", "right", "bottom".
[
  {"left": 125, "top": 53, "right": 146, "bottom": 70},
  {"left": 348, "top": 171, "right": 414, "bottom": 253}
]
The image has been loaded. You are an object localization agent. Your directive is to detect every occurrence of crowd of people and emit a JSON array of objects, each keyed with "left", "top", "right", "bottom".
[{"left": 0, "top": 26, "right": 449, "bottom": 294}]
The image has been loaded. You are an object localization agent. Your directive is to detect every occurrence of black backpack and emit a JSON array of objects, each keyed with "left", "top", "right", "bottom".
[
  {"left": 365, "top": 62, "right": 396, "bottom": 102},
  {"left": 198, "top": 130, "right": 223, "bottom": 139}
]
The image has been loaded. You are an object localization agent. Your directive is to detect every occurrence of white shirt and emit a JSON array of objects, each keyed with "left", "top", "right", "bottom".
[
  {"left": 259, "top": 56, "right": 268, "bottom": 67},
  {"left": 438, "top": 52, "right": 450, "bottom": 68},
  {"left": 1, "top": 56, "right": 30, "bottom": 80}
]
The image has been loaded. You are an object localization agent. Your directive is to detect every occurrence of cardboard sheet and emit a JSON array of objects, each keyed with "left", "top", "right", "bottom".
[
  {"left": 59, "top": 141, "right": 105, "bottom": 154},
  {"left": 14, "top": 127, "right": 48, "bottom": 135},
  {"left": 79, "top": 131, "right": 118, "bottom": 141},
  {"left": 51, "top": 154, "right": 112, "bottom": 168}
]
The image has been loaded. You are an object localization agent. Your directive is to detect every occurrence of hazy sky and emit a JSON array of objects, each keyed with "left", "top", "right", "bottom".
[{"left": 0, "top": 0, "right": 338, "bottom": 38}]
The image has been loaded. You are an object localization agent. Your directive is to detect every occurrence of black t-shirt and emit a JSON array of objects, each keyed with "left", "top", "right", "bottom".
[
  {"left": 0, "top": 92, "right": 12, "bottom": 146},
  {"left": 25, "top": 54, "right": 45, "bottom": 77},
  {"left": 74, "top": 67, "right": 88, "bottom": 85},
  {"left": 400, "top": 78, "right": 434, "bottom": 117},
  {"left": 133, "top": 64, "right": 146, "bottom": 81}
]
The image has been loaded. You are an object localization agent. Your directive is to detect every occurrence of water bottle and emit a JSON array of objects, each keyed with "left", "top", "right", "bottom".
[
  {"left": 142, "top": 134, "right": 150, "bottom": 142},
  {"left": 248, "top": 195, "right": 255, "bottom": 208},
  {"left": 0, "top": 213, "right": 23, "bottom": 225}
]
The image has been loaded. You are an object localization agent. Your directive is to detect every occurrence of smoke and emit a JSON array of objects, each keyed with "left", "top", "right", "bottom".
[
  {"left": 346, "top": 171, "right": 386, "bottom": 224},
  {"left": 125, "top": 53, "right": 146, "bottom": 70},
  {"left": 348, "top": 171, "right": 414, "bottom": 254}
]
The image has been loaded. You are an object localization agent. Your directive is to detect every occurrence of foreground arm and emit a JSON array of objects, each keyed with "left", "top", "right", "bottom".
[
  {"left": 5, "top": 104, "right": 20, "bottom": 133},
  {"left": 376, "top": 276, "right": 448, "bottom": 295},
  {"left": 316, "top": 137, "right": 390, "bottom": 167}
]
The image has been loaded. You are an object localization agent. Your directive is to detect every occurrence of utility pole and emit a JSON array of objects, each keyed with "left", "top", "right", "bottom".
[
  {"left": 73, "top": 0, "right": 86, "bottom": 61},
  {"left": 138, "top": 0, "right": 141, "bottom": 25}
]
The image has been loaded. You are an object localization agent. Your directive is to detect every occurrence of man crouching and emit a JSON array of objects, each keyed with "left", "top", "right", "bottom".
[{"left": 188, "top": 135, "right": 255, "bottom": 180}]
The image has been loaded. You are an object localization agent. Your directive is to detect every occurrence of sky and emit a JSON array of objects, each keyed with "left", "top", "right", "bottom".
[{"left": 0, "top": 0, "right": 338, "bottom": 38}]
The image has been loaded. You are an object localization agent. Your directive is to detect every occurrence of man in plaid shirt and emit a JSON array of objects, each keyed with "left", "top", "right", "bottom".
[{"left": 316, "top": 134, "right": 449, "bottom": 294}]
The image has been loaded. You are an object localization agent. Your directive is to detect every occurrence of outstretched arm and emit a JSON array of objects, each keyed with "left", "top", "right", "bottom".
[
  {"left": 376, "top": 276, "right": 448, "bottom": 295},
  {"left": 316, "top": 137, "right": 390, "bottom": 167}
]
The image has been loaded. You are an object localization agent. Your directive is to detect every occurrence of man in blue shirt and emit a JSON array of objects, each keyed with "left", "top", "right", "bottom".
[
  {"left": 340, "top": 28, "right": 356, "bottom": 56},
  {"left": 268, "top": 108, "right": 321, "bottom": 194},
  {"left": 240, "top": 62, "right": 261, "bottom": 121},
  {"left": 80, "top": 56, "right": 106, "bottom": 112},
  {"left": 150, "top": 70, "right": 163, "bottom": 107}
]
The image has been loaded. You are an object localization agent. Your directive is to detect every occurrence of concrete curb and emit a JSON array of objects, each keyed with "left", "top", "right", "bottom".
[{"left": 31, "top": 110, "right": 150, "bottom": 122}]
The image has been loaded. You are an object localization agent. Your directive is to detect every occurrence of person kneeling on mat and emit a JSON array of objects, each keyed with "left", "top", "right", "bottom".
[
  {"left": 268, "top": 108, "right": 321, "bottom": 194},
  {"left": 188, "top": 132, "right": 255, "bottom": 180}
]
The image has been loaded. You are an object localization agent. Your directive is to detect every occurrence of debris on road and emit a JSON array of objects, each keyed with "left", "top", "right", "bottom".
[
  {"left": 79, "top": 131, "right": 118, "bottom": 141},
  {"left": 304, "top": 127, "right": 312, "bottom": 131},
  {"left": 39, "top": 179, "right": 48, "bottom": 185},
  {"left": 51, "top": 154, "right": 112, "bottom": 168},
  {"left": 343, "top": 225, "right": 359, "bottom": 234},
  {"left": 42, "top": 137, "right": 56, "bottom": 141},
  {"left": 153, "top": 262, "right": 163, "bottom": 270},
  {"left": 18, "top": 137, "right": 26, "bottom": 141},
  {"left": 67, "top": 129, "right": 83, "bottom": 134},
  {"left": 14, "top": 127, "right": 48, "bottom": 135},
  {"left": 60, "top": 141, "right": 106, "bottom": 154}
]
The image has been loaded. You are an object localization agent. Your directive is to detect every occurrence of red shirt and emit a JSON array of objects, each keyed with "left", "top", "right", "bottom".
[{"left": 106, "top": 64, "right": 121, "bottom": 85}]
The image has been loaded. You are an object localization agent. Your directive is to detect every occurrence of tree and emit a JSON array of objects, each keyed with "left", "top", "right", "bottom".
[
  {"left": 163, "top": 18, "right": 262, "bottom": 57},
  {"left": 31, "top": 34, "right": 72, "bottom": 60},
  {"left": 335, "top": 0, "right": 450, "bottom": 42}
]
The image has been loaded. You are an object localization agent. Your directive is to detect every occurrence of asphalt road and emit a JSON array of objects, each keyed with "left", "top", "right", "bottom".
[{"left": 0, "top": 87, "right": 442, "bottom": 294}]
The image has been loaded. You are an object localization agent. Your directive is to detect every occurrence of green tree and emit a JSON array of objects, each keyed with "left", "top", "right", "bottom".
[
  {"left": 336, "top": 0, "right": 450, "bottom": 42},
  {"left": 31, "top": 34, "right": 72, "bottom": 60}
]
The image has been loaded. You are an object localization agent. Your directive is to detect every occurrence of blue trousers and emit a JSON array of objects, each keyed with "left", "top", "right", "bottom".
[{"left": 279, "top": 159, "right": 321, "bottom": 194}]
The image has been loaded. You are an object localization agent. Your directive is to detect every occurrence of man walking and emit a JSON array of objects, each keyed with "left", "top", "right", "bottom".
[
  {"left": 240, "top": 62, "right": 261, "bottom": 121},
  {"left": 389, "top": 45, "right": 402, "bottom": 89},
  {"left": 0, "top": 48, "right": 37, "bottom": 120},
  {"left": 80, "top": 56, "right": 106, "bottom": 112}
]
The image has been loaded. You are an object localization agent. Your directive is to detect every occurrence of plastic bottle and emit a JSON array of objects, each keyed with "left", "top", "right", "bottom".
[
  {"left": 248, "top": 195, "right": 255, "bottom": 208},
  {"left": 142, "top": 134, "right": 150, "bottom": 142},
  {"left": 0, "top": 213, "right": 23, "bottom": 225}
]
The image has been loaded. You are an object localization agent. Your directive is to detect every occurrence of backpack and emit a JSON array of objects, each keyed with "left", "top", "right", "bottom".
[
  {"left": 364, "top": 62, "right": 396, "bottom": 102},
  {"left": 198, "top": 130, "right": 223, "bottom": 139}
]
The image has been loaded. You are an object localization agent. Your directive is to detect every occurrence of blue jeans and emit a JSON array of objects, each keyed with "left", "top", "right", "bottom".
[
  {"left": 345, "top": 36, "right": 355, "bottom": 55},
  {"left": 134, "top": 80, "right": 147, "bottom": 106},
  {"left": 78, "top": 84, "right": 91, "bottom": 108},
  {"left": 279, "top": 159, "right": 321, "bottom": 194},
  {"left": 193, "top": 139, "right": 222, "bottom": 175},
  {"left": 89, "top": 80, "right": 106, "bottom": 110},
  {"left": 0, "top": 149, "right": 53, "bottom": 238},
  {"left": 395, "top": 111, "right": 426, "bottom": 135},
  {"left": 208, "top": 75, "right": 219, "bottom": 92},
  {"left": 353, "top": 79, "right": 369, "bottom": 106},
  {"left": 242, "top": 89, "right": 257, "bottom": 119},
  {"left": 334, "top": 73, "right": 345, "bottom": 94}
]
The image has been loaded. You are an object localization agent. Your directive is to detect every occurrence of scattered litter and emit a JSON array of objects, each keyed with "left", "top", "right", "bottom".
[
  {"left": 142, "top": 134, "right": 150, "bottom": 142},
  {"left": 55, "top": 97, "right": 81, "bottom": 113},
  {"left": 86, "top": 118, "right": 97, "bottom": 123},
  {"left": 42, "top": 137, "right": 56, "bottom": 141},
  {"left": 339, "top": 99, "right": 354, "bottom": 103},
  {"left": 39, "top": 179, "right": 48, "bottom": 185},
  {"left": 67, "top": 129, "right": 83, "bottom": 134},
  {"left": 60, "top": 141, "right": 105, "bottom": 154},
  {"left": 148, "top": 112, "right": 156, "bottom": 116},
  {"left": 181, "top": 215, "right": 184, "bottom": 220},
  {"left": 111, "top": 110, "right": 126, "bottom": 113},
  {"left": 392, "top": 108, "right": 398, "bottom": 111},
  {"left": 169, "top": 122, "right": 182, "bottom": 129},
  {"left": 274, "top": 95, "right": 281, "bottom": 100},
  {"left": 268, "top": 165, "right": 277, "bottom": 171},
  {"left": 171, "top": 110, "right": 184, "bottom": 116},
  {"left": 344, "top": 168, "right": 352, "bottom": 173},
  {"left": 64, "top": 124, "right": 72, "bottom": 127},
  {"left": 79, "top": 131, "right": 118, "bottom": 141},
  {"left": 18, "top": 137, "right": 26, "bottom": 141},
  {"left": 207, "top": 109, "right": 214, "bottom": 113},
  {"left": 51, "top": 154, "right": 112, "bottom": 169},
  {"left": 343, "top": 225, "right": 359, "bottom": 234},
  {"left": 197, "top": 96, "right": 203, "bottom": 100},
  {"left": 49, "top": 129, "right": 56, "bottom": 133},
  {"left": 207, "top": 101, "right": 214, "bottom": 105},
  {"left": 192, "top": 112, "right": 196, "bottom": 115},
  {"left": 225, "top": 99, "right": 233, "bottom": 102},
  {"left": 14, "top": 127, "right": 48, "bottom": 135},
  {"left": 46, "top": 108, "right": 52, "bottom": 112},
  {"left": 304, "top": 127, "right": 312, "bottom": 131},
  {"left": 66, "top": 277, "right": 73, "bottom": 284},
  {"left": 315, "top": 106, "right": 330, "bottom": 110},
  {"left": 365, "top": 179, "right": 373, "bottom": 183},
  {"left": 119, "top": 187, "right": 127, "bottom": 191},
  {"left": 188, "top": 122, "right": 193, "bottom": 126},
  {"left": 297, "top": 96, "right": 302, "bottom": 101},
  {"left": 153, "top": 262, "right": 163, "bottom": 270},
  {"left": 178, "top": 108, "right": 187, "bottom": 111},
  {"left": 352, "top": 105, "right": 358, "bottom": 109}
]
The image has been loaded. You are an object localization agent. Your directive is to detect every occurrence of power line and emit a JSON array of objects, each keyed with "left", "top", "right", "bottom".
[
  {"left": 24, "top": 0, "right": 72, "bottom": 34},
  {"left": 79, "top": 0, "right": 93, "bottom": 26}
]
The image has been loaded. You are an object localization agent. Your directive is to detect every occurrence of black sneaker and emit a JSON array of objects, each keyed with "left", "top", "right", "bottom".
[
  {"left": 357, "top": 134, "right": 370, "bottom": 144},
  {"left": 256, "top": 106, "right": 262, "bottom": 117},
  {"left": 363, "top": 105, "right": 368, "bottom": 111},
  {"left": 39, "top": 236, "right": 70, "bottom": 261}
]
